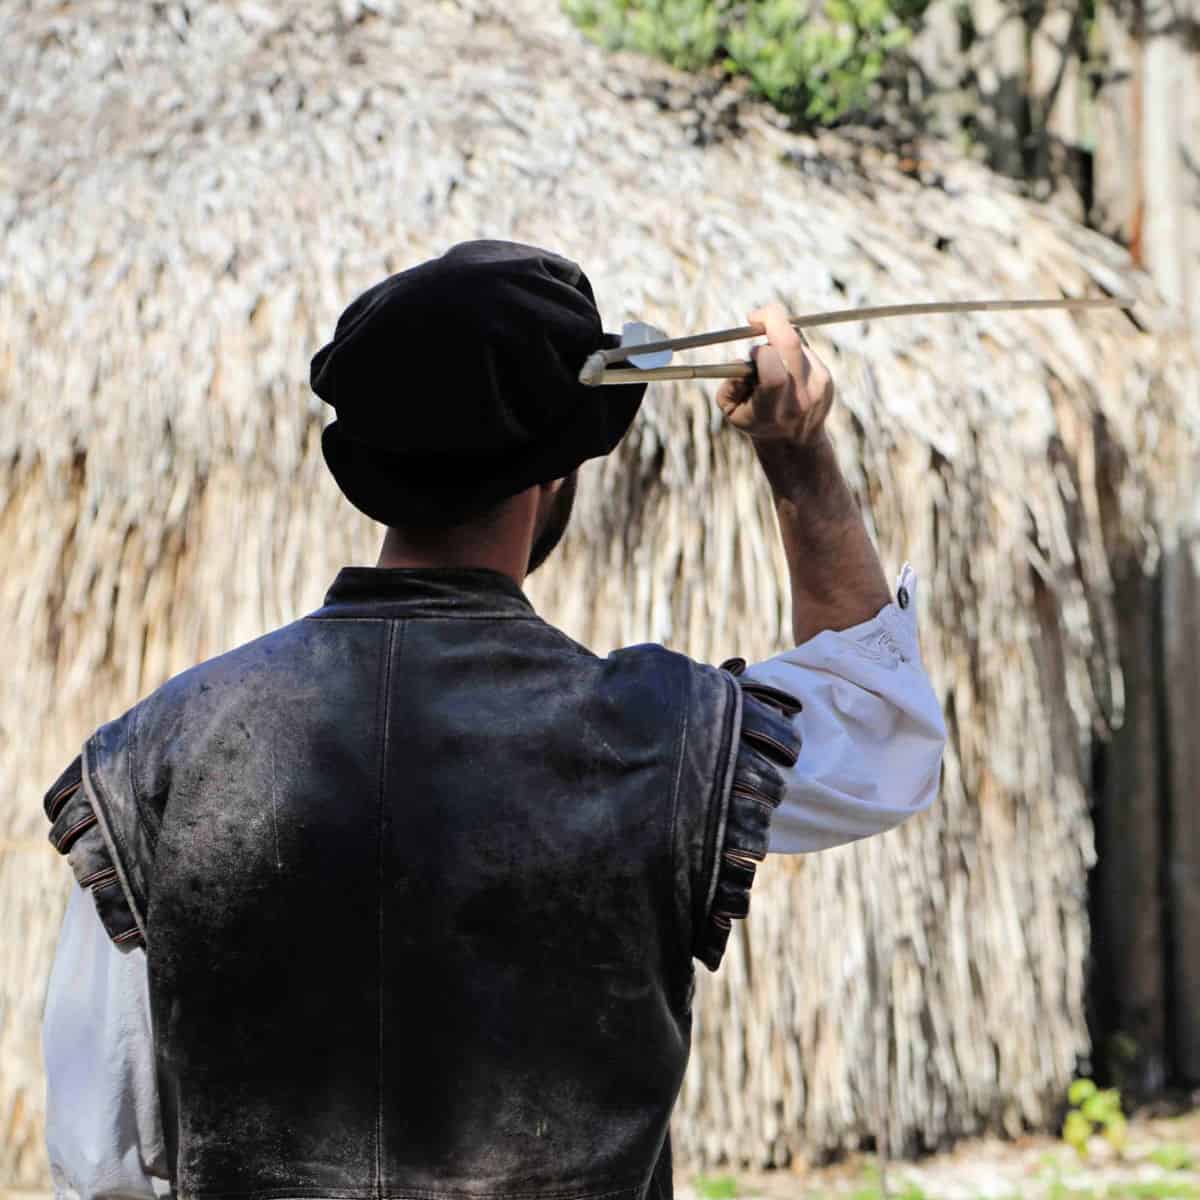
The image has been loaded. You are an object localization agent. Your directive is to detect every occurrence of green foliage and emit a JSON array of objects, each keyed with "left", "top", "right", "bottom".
[
  {"left": 693, "top": 1176, "right": 740, "bottom": 1200},
  {"left": 1149, "top": 1145, "right": 1196, "bottom": 1172},
  {"left": 563, "top": 0, "right": 722, "bottom": 70},
  {"left": 1062, "top": 1078, "right": 1128, "bottom": 1160},
  {"left": 561, "top": 0, "right": 930, "bottom": 125}
]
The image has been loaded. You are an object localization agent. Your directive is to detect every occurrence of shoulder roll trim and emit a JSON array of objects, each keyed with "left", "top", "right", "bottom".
[
  {"left": 717, "top": 657, "right": 804, "bottom": 718},
  {"left": 695, "top": 678, "right": 803, "bottom": 971},
  {"left": 739, "top": 698, "right": 802, "bottom": 768},
  {"left": 44, "top": 755, "right": 146, "bottom": 952}
]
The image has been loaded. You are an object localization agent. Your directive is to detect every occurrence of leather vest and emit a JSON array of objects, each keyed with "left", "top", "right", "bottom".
[{"left": 45, "top": 568, "right": 801, "bottom": 1200}]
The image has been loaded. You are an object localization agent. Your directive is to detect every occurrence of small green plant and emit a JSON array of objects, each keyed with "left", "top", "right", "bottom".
[
  {"left": 1106, "top": 1182, "right": 1200, "bottom": 1199},
  {"left": 1039, "top": 1148, "right": 1068, "bottom": 1173},
  {"left": 1062, "top": 1078, "right": 1128, "bottom": 1160},
  {"left": 849, "top": 1182, "right": 929, "bottom": 1200},
  {"left": 1149, "top": 1144, "right": 1196, "bottom": 1172},
  {"left": 693, "top": 1176, "right": 739, "bottom": 1200},
  {"left": 1047, "top": 1184, "right": 1097, "bottom": 1200},
  {"left": 1047, "top": 1182, "right": 1098, "bottom": 1200}
]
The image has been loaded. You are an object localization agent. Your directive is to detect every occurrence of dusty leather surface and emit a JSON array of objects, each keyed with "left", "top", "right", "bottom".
[{"left": 60, "top": 567, "right": 799, "bottom": 1200}]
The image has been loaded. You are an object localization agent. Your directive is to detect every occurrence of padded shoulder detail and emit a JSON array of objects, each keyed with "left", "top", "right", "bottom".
[
  {"left": 44, "top": 755, "right": 145, "bottom": 951},
  {"left": 694, "top": 676, "right": 803, "bottom": 972}
]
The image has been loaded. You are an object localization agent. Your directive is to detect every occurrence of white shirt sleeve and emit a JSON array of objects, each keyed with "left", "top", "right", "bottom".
[
  {"left": 43, "top": 883, "right": 169, "bottom": 1200},
  {"left": 747, "top": 564, "right": 947, "bottom": 854}
]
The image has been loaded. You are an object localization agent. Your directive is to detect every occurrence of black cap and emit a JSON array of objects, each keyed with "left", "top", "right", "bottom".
[{"left": 310, "top": 240, "right": 646, "bottom": 525}]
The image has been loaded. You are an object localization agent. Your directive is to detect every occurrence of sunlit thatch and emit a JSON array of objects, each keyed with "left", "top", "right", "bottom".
[{"left": 1, "top": 0, "right": 1197, "bottom": 1185}]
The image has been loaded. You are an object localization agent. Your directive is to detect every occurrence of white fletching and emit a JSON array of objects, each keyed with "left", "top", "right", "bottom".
[{"left": 621, "top": 321, "right": 673, "bottom": 369}]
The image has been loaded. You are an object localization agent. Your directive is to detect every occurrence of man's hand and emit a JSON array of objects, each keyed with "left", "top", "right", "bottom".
[
  {"left": 716, "top": 303, "right": 833, "bottom": 445},
  {"left": 714, "top": 301, "right": 891, "bottom": 644}
]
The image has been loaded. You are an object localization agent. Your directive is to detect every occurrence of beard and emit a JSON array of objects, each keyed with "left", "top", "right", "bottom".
[{"left": 526, "top": 472, "right": 578, "bottom": 575}]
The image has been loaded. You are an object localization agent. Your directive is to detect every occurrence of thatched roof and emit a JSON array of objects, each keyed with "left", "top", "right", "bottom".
[{"left": 2, "top": 0, "right": 1197, "bottom": 1185}]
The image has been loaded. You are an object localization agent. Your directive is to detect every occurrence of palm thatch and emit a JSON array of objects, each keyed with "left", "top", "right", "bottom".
[{"left": 1, "top": 0, "right": 1197, "bottom": 1186}]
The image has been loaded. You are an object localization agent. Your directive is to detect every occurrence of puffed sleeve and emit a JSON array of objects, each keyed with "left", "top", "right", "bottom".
[
  {"left": 43, "top": 883, "right": 169, "bottom": 1199},
  {"left": 742, "top": 564, "right": 947, "bottom": 854}
]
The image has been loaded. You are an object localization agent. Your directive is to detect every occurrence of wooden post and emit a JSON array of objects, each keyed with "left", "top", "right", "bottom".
[
  {"left": 1162, "top": 542, "right": 1200, "bottom": 1084},
  {"left": 1093, "top": 564, "right": 1168, "bottom": 1093},
  {"left": 1140, "top": 0, "right": 1200, "bottom": 337}
]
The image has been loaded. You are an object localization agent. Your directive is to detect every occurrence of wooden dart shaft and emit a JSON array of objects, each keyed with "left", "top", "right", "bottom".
[
  {"left": 595, "top": 363, "right": 755, "bottom": 384},
  {"left": 585, "top": 296, "right": 1130, "bottom": 380}
]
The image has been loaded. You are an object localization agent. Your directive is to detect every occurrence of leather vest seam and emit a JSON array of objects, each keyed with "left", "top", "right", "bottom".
[
  {"left": 664, "top": 657, "right": 692, "bottom": 982},
  {"left": 375, "top": 619, "right": 401, "bottom": 1199}
]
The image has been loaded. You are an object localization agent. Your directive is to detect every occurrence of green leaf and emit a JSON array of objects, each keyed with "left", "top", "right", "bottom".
[
  {"left": 1062, "top": 1109, "right": 1092, "bottom": 1157},
  {"left": 1103, "top": 1112, "right": 1127, "bottom": 1154},
  {"left": 694, "top": 1177, "right": 739, "bottom": 1200},
  {"left": 1068, "top": 1078, "right": 1098, "bottom": 1105}
]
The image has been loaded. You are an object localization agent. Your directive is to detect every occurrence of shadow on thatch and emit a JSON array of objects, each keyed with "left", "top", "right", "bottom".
[{"left": 1, "top": 0, "right": 1197, "bottom": 1186}]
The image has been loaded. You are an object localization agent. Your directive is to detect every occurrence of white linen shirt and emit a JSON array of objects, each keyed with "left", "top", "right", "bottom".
[{"left": 43, "top": 566, "right": 946, "bottom": 1200}]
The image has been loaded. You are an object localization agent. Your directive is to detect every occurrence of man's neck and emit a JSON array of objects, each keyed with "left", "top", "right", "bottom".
[{"left": 375, "top": 527, "right": 531, "bottom": 586}]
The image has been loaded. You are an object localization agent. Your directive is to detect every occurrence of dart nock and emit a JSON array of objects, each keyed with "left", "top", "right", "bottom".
[{"left": 578, "top": 352, "right": 608, "bottom": 387}]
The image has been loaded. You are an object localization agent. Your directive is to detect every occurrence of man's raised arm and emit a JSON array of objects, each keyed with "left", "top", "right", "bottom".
[
  {"left": 716, "top": 301, "right": 947, "bottom": 855},
  {"left": 716, "top": 302, "right": 891, "bottom": 643}
]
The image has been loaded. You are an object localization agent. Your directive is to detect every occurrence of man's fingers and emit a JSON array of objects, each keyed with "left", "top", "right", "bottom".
[
  {"left": 715, "top": 370, "right": 752, "bottom": 412},
  {"left": 750, "top": 344, "right": 790, "bottom": 394},
  {"left": 713, "top": 301, "right": 835, "bottom": 443},
  {"left": 749, "top": 303, "right": 801, "bottom": 352}
]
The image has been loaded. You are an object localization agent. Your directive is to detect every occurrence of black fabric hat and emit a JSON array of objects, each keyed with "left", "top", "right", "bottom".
[{"left": 310, "top": 240, "right": 646, "bottom": 525}]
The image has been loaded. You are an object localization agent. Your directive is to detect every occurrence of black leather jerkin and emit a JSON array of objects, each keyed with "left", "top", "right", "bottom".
[{"left": 46, "top": 567, "right": 801, "bottom": 1200}]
